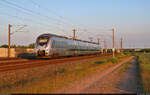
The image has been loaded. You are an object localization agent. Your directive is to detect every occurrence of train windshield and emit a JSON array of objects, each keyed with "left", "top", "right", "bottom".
[{"left": 37, "top": 36, "right": 49, "bottom": 46}]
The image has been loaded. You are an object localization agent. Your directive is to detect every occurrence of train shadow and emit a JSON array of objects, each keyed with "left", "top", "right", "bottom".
[
  {"left": 17, "top": 53, "right": 36, "bottom": 59},
  {"left": 17, "top": 53, "right": 50, "bottom": 60},
  {"left": 17, "top": 53, "right": 73, "bottom": 60},
  {"left": 17, "top": 53, "right": 109, "bottom": 60}
]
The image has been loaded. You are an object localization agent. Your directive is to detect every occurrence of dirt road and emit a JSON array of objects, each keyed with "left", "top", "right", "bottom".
[
  {"left": 54, "top": 56, "right": 141, "bottom": 94},
  {"left": 83, "top": 57, "right": 142, "bottom": 94}
]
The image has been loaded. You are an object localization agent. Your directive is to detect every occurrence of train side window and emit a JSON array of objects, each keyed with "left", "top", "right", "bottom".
[
  {"left": 51, "top": 40, "right": 56, "bottom": 48},
  {"left": 55, "top": 41, "right": 60, "bottom": 48},
  {"left": 63, "top": 41, "right": 67, "bottom": 48},
  {"left": 61, "top": 41, "right": 64, "bottom": 48}
]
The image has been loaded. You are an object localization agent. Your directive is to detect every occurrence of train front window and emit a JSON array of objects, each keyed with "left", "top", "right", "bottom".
[{"left": 38, "top": 37, "right": 49, "bottom": 46}]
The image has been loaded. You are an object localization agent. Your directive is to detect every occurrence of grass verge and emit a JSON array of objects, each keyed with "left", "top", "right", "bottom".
[
  {"left": 118, "top": 62, "right": 131, "bottom": 76},
  {"left": 137, "top": 53, "right": 150, "bottom": 93},
  {"left": 0, "top": 54, "right": 129, "bottom": 93}
]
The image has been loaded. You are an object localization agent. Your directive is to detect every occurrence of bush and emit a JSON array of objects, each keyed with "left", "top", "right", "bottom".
[
  {"left": 107, "top": 57, "right": 118, "bottom": 64},
  {"left": 0, "top": 44, "right": 8, "bottom": 48},
  {"left": 94, "top": 60, "right": 105, "bottom": 64}
]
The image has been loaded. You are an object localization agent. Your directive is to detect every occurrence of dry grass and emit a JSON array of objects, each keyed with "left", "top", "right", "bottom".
[
  {"left": 117, "top": 58, "right": 135, "bottom": 76},
  {"left": 0, "top": 54, "right": 128, "bottom": 93},
  {"left": 138, "top": 53, "right": 150, "bottom": 92},
  {"left": 118, "top": 62, "right": 131, "bottom": 76}
]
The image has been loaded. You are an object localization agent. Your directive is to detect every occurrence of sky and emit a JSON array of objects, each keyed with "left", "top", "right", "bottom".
[{"left": 0, "top": 0, "right": 150, "bottom": 48}]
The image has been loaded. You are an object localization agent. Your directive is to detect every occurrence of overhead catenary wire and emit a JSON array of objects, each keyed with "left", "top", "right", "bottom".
[
  {"left": 0, "top": 0, "right": 107, "bottom": 34},
  {"left": 0, "top": 13, "right": 48, "bottom": 28},
  {"left": 30, "top": 0, "right": 100, "bottom": 32},
  {"left": 30, "top": 0, "right": 111, "bottom": 34},
  {"left": 0, "top": 0, "right": 76, "bottom": 37},
  {"left": 0, "top": 12, "right": 64, "bottom": 33},
  {"left": 77, "top": 27, "right": 111, "bottom": 38},
  {"left": 0, "top": 0, "right": 73, "bottom": 27},
  {"left": 0, "top": 0, "right": 114, "bottom": 44},
  {"left": 30, "top": 0, "right": 74, "bottom": 27},
  {"left": 0, "top": 1, "right": 66, "bottom": 30}
]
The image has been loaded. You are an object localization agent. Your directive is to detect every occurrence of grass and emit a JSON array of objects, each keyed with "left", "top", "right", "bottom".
[
  {"left": 94, "top": 60, "right": 105, "bottom": 64},
  {"left": 0, "top": 54, "right": 128, "bottom": 93},
  {"left": 118, "top": 62, "right": 131, "bottom": 75},
  {"left": 137, "top": 53, "right": 150, "bottom": 93},
  {"left": 106, "top": 57, "right": 118, "bottom": 64},
  {"left": 54, "top": 68, "right": 66, "bottom": 75}
]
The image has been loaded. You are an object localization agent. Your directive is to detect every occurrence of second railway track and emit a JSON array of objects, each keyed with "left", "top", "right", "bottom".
[{"left": 0, "top": 54, "right": 112, "bottom": 72}]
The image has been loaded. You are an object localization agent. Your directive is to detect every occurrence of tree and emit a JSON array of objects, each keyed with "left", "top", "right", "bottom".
[
  {"left": 0, "top": 44, "right": 8, "bottom": 48},
  {"left": 11, "top": 44, "right": 17, "bottom": 48},
  {"left": 28, "top": 43, "right": 34, "bottom": 48}
]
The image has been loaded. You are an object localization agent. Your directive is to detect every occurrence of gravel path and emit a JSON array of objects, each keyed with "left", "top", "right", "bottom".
[
  {"left": 83, "top": 57, "right": 142, "bottom": 94},
  {"left": 116, "top": 57, "right": 142, "bottom": 93},
  {"left": 54, "top": 56, "right": 135, "bottom": 94}
]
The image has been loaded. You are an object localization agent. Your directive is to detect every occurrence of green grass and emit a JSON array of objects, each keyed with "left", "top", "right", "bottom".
[
  {"left": 118, "top": 62, "right": 131, "bottom": 75},
  {"left": 137, "top": 53, "right": 150, "bottom": 92},
  {"left": 106, "top": 57, "right": 118, "bottom": 64}
]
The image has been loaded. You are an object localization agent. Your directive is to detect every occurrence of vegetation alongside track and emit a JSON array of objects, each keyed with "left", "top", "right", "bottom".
[
  {"left": 137, "top": 53, "right": 150, "bottom": 92},
  {"left": 118, "top": 61, "right": 131, "bottom": 76},
  {"left": 0, "top": 54, "right": 129, "bottom": 93}
]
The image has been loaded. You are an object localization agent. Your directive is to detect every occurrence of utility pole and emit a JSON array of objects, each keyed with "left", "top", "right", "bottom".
[
  {"left": 120, "top": 37, "right": 123, "bottom": 52},
  {"left": 97, "top": 38, "right": 101, "bottom": 54},
  {"left": 97, "top": 38, "right": 100, "bottom": 44},
  {"left": 116, "top": 40, "right": 118, "bottom": 52},
  {"left": 104, "top": 39, "right": 107, "bottom": 55},
  {"left": 73, "top": 28, "right": 76, "bottom": 40},
  {"left": 112, "top": 28, "right": 115, "bottom": 57},
  {"left": 8, "top": 24, "right": 11, "bottom": 58},
  {"left": 116, "top": 40, "right": 121, "bottom": 53},
  {"left": 7, "top": 24, "right": 27, "bottom": 58}
]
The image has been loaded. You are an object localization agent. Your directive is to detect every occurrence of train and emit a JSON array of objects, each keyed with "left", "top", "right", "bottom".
[{"left": 34, "top": 33, "right": 101, "bottom": 57}]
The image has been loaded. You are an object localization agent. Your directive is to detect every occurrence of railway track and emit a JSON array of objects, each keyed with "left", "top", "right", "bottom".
[
  {"left": 0, "top": 56, "right": 37, "bottom": 63},
  {"left": 0, "top": 58, "right": 21, "bottom": 61},
  {"left": 0, "top": 59, "right": 29, "bottom": 64},
  {"left": 0, "top": 54, "right": 112, "bottom": 72}
]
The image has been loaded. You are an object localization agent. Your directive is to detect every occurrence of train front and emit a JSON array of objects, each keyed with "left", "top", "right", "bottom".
[{"left": 34, "top": 35, "right": 50, "bottom": 56}]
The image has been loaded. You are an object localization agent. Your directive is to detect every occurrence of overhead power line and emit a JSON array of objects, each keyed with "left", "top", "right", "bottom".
[
  {"left": 30, "top": 0, "right": 74, "bottom": 26},
  {"left": 0, "top": 1, "right": 72, "bottom": 33},
  {"left": 0, "top": 2, "right": 63, "bottom": 27},
  {"left": 0, "top": 0, "right": 114, "bottom": 40},
  {"left": 0, "top": 12, "right": 63, "bottom": 32},
  {"left": 0, "top": 0, "right": 73, "bottom": 27}
]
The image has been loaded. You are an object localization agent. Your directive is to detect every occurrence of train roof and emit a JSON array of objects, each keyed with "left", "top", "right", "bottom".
[{"left": 38, "top": 33, "right": 99, "bottom": 45}]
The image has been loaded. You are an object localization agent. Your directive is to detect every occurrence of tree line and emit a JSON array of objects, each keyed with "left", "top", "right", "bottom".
[{"left": 0, "top": 43, "right": 34, "bottom": 49}]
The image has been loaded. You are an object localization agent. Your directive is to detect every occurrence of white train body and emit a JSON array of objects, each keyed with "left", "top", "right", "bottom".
[{"left": 34, "top": 33, "right": 101, "bottom": 57}]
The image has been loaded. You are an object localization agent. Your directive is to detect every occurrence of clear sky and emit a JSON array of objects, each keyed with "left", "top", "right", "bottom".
[{"left": 0, "top": 0, "right": 150, "bottom": 48}]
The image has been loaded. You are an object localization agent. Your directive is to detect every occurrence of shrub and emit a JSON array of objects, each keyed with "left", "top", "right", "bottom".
[{"left": 107, "top": 57, "right": 118, "bottom": 64}]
